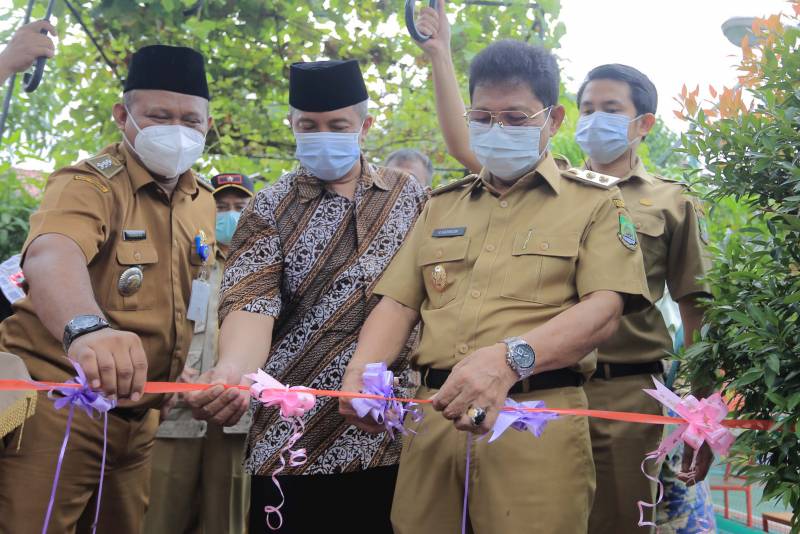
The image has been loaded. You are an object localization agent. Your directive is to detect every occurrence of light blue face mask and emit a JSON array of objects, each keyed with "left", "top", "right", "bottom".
[
  {"left": 294, "top": 131, "right": 361, "bottom": 182},
  {"left": 468, "top": 108, "right": 551, "bottom": 181},
  {"left": 575, "top": 111, "right": 641, "bottom": 165},
  {"left": 215, "top": 210, "right": 241, "bottom": 246}
]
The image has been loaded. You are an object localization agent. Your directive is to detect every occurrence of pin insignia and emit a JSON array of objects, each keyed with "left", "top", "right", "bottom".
[
  {"left": 432, "top": 265, "right": 447, "bottom": 292},
  {"left": 118, "top": 266, "right": 144, "bottom": 296}
]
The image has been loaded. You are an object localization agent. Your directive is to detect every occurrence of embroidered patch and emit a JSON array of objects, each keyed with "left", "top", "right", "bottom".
[
  {"left": 612, "top": 198, "right": 626, "bottom": 209},
  {"left": 73, "top": 174, "right": 109, "bottom": 193},
  {"left": 618, "top": 213, "right": 638, "bottom": 250}
]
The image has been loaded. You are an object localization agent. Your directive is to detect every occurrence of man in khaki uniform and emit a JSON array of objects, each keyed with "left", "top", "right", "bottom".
[
  {"left": 0, "top": 45, "right": 215, "bottom": 534},
  {"left": 574, "top": 64, "right": 712, "bottom": 533},
  {"left": 340, "top": 40, "right": 651, "bottom": 534},
  {"left": 144, "top": 173, "right": 254, "bottom": 534}
]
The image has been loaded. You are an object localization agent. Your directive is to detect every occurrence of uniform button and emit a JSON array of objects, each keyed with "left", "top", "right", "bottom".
[
  {"left": 636, "top": 222, "right": 642, "bottom": 229},
  {"left": 176, "top": 311, "right": 183, "bottom": 320},
  {"left": 436, "top": 249, "right": 443, "bottom": 258},
  {"left": 458, "top": 344, "right": 469, "bottom": 354},
  {"left": 173, "top": 239, "right": 179, "bottom": 246},
  {"left": 134, "top": 252, "right": 142, "bottom": 261},
  {"left": 540, "top": 242, "right": 550, "bottom": 251},
  {"left": 500, "top": 200, "right": 509, "bottom": 208},
  {"left": 470, "top": 289, "right": 481, "bottom": 298},
  {"left": 485, "top": 244, "right": 495, "bottom": 252}
]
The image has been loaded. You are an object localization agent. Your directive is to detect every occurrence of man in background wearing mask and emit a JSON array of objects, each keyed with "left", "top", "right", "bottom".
[
  {"left": 0, "top": 44, "right": 215, "bottom": 533},
  {"left": 339, "top": 39, "right": 651, "bottom": 534},
  {"left": 575, "top": 64, "right": 712, "bottom": 534},
  {"left": 144, "top": 173, "right": 254, "bottom": 534},
  {"left": 186, "top": 59, "right": 427, "bottom": 533}
]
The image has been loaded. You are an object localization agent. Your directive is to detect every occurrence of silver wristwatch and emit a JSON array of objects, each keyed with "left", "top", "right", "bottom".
[{"left": 503, "top": 336, "right": 536, "bottom": 380}]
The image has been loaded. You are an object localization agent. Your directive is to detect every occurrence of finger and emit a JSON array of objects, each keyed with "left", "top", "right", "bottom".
[
  {"left": 441, "top": 389, "right": 473, "bottom": 420},
  {"left": 431, "top": 379, "right": 462, "bottom": 411},
  {"left": 95, "top": 349, "right": 118, "bottom": 398},
  {"left": 186, "top": 383, "right": 223, "bottom": 411},
  {"left": 28, "top": 20, "right": 57, "bottom": 36},
  {"left": 73, "top": 349, "right": 101, "bottom": 389},
  {"left": 128, "top": 338, "right": 148, "bottom": 402},
  {"left": 437, "top": 0, "right": 447, "bottom": 16},
  {"left": 203, "top": 386, "right": 242, "bottom": 419},
  {"left": 114, "top": 348, "right": 134, "bottom": 400},
  {"left": 212, "top": 390, "right": 247, "bottom": 426}
]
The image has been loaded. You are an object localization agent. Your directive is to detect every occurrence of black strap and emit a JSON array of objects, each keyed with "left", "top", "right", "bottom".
[
  {"left": 591, "top": 361, "right": 664, "bottom": 380},
  {"left": 420, "top": 366, "right": 583, "bottom": 393}
]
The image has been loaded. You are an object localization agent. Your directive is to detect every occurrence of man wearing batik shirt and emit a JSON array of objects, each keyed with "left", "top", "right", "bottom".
[{"left": 186, "top": 59, "right": 427, "bottom": 533}]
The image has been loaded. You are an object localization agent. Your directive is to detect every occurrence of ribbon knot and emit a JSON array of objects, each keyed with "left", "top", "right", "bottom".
[
  {"left": 351, "top": 362, "right": 421, "bottom": 438},
  {"left": 246, "top": 369, "right": 315, "bottom": 418},
  {"left": 489, "top": 398, "right": 559, "bottom": 443}
]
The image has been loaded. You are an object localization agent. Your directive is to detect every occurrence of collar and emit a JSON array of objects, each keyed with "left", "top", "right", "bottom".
[
  {"left": 296, "top": 155, "right": 388, "bottom": 203},
  {"left": 119, "top": 143, "right": 199, "bottom": 198},
  {"left": 475, "top": 152, "right": 562, "bottom": 196},
  {"left": 586, "top": 157, "right": 655, "bottom": 186}
]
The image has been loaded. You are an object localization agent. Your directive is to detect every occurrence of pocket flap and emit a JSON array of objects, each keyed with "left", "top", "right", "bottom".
[
  {"left": 116, "top": 242, "right": 158, "bottom": 265},
  {"left": 511, "top": 232, "right": 580, "bottom": 258},
  {"left": 418, "top": 237, "right": 469, "bottom": 266},
  {"left": 634, "top": 212, "right": 666, "bottom": 238}
]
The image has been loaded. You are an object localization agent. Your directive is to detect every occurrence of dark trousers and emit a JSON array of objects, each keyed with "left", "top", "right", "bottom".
[{"left": 249, "top": 464, "right": 398, "bottom": 534}]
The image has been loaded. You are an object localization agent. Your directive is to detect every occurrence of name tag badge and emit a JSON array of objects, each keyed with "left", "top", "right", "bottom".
[
  {"left": 123, "top": 230, "right": 147, "bottom": 241},
  {"left": 432, "top": 227, "right": 466, "bottom": 238},
  {"left": 186, "top": 279, "right": 211, "bottom": 323}
]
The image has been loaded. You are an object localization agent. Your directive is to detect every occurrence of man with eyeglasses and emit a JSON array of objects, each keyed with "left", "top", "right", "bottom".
[{"left": 339, "top": 38, "right": 651, "bottom": 533}]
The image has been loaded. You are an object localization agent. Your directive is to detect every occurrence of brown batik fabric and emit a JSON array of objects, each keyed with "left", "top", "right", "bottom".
[{"left": 219, "top": 158, "right": 427, "bottom": 476}]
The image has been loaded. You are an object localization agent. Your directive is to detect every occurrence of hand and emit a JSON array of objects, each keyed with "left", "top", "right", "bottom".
[
  {"left": 414, "top": 0, "right": 451, "bottom": 60},
  {"left": 0, "top": 21, "right": 57, "bottom": 81},
  {"left": 159, "top": 366, "right": 199, "bottom": 421},
  {"left": 338, "top": 361, "right": 386, "bottom": 434},
  {"left": 185, "top": 363, "right": 250, "bottom": 427},
  {"left": 679, "top": 442, "right": 714, "bottom": 485},
  {"left": 430, "top": 343, "right": 517, "bottom": 434},
  {"left": 67, "top": 327, "right": 147, "bottom": 402}
]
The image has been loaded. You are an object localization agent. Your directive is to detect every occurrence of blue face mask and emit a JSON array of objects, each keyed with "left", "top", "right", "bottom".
[
  {"left": 468, "top": 108, "right": 551, "bottom": 182},
  {"left": 294, "top": 131, "right": 361, "bottom": 182},
  {"left": 215, "top": 210, "right": 241, "bottom": 246},
  {"left": 575, "top": 112, "right": 641, "bottom": 165}
]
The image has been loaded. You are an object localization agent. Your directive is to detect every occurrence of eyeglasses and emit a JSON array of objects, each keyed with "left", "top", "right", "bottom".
[{"left": 464, "top": 107, "right": 551, "bottom": 127}]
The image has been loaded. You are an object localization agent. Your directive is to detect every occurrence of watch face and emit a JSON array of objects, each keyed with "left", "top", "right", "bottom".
[
  {"left": 512, "top": 344, "right": 535, "bottom": 369},
  {"left": 73, "top": 315, "right": 99, "bottom": 330}
]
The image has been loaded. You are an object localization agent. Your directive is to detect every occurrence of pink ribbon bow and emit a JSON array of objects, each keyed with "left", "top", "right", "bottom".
[
  {"left": 246, "top": 369, "right": 315, "bottom": 418},
  {"left": 637, "top": 378, "right": 735, "bottom": 530},
  {"left": 644, "top": 378, "right": 734, "bottom": 460},
  {"left": 246, "top": 370, "right": 316, "bottom": 530}
]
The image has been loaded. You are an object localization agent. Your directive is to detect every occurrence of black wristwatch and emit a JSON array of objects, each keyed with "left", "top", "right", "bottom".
[{"left": 63, "top": 314, "right": 110, "bottom": 353}]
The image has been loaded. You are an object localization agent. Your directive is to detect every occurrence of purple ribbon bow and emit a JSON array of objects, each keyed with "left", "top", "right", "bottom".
[
  {"left": 488, "top": 398, "right": 559, "bottom": 442},
  {"left": 43, "top": 362, "right": 115, "bottom": 534},
  {"left": 351, "top": 362, "right": 421, "bottom": 438}
]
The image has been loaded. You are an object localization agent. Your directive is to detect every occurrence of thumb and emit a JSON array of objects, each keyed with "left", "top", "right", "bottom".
[{"left": 437, "top": 0, "right": 446, "bottom": 17}]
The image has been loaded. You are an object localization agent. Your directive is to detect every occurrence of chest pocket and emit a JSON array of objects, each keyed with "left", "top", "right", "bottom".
[
  {"left": 633, "top": 211, "right": 666, "bottom": 274},
  {"left": 418, "top": 236, "right": 469, "bottom": 309},
  {"left": 501, "top": 231, "right": 580, "bottom": 306},
  {"left": 106, "top": 242, "right": 159, "bottom": 311}
]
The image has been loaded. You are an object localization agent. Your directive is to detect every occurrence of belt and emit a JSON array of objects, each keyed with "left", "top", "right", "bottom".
[
  {"left": 420, "top": 366, "right": 584, "bottom": 394},
  {"left": 591, "top": 361, "right": 664, "bottom": 380}
]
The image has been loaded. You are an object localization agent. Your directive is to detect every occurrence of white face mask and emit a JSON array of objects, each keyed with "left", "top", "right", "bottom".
[
  {"left": 468, "top": 108, "right": 551, "bottom": 181},
  {"left": 123, "top": 106, "right": 206, "bottom": 178},
  {"left": 294, "top": 131, "right": 362, "bottom": 182}
]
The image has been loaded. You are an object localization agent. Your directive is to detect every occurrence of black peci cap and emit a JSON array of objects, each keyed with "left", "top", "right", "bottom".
[
  {"left": 124, "top": 44, "right": 210, "bottom": 100},
  {"left": 289, "top": 59, "right": 368, "bottom": 112}
]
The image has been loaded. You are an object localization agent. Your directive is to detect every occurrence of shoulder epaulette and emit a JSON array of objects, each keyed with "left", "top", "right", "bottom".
[
  {"left": 430, "top": 174, "right": 480, "bottom": 197},
  {"left": 85, "top": 153, "right": 123, "bottom": 179},
  {"left": 560, "top": 168, "right": 621, "bottom": 189},
  {"left": 196, "top": 176, "right": 215, "bottom": 192}
]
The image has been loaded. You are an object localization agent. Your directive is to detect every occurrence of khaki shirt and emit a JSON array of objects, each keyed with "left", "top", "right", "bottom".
[
  {"left": 597, "top": 160, "right": 711, "bottom": 364},
  {"left": 374, "top": 153, "right": 651, "bottom": 377},
  {"left": 157, "top": 254, "right": 251, "bottom": 437},
  {"left": 0, "top": 143, "right": 216, "bottom": 409}
]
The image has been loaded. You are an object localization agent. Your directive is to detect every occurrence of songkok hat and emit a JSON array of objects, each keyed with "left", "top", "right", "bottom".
[
  {"left": 124, "top": 44, "right": 210, "bottom": 100},
  {"left": 289, "top": 59, "right": 368, "bottom": 112}
]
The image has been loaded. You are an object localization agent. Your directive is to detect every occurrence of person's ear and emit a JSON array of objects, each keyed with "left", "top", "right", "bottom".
[
  {"left": 359, "top": 115, "right": 374, "bottom": 144},
  {"left": 548, "top": 105, "right": 566, "bottom": 136},
  {"left": 206, "top": 116, "right": 214, "bottom": 135},
  {"left": 112, "top": 102, "right": 128, "bottom": 130},
  {"left": 636, "top": 113, "right": 656, "bottom": 138}
]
